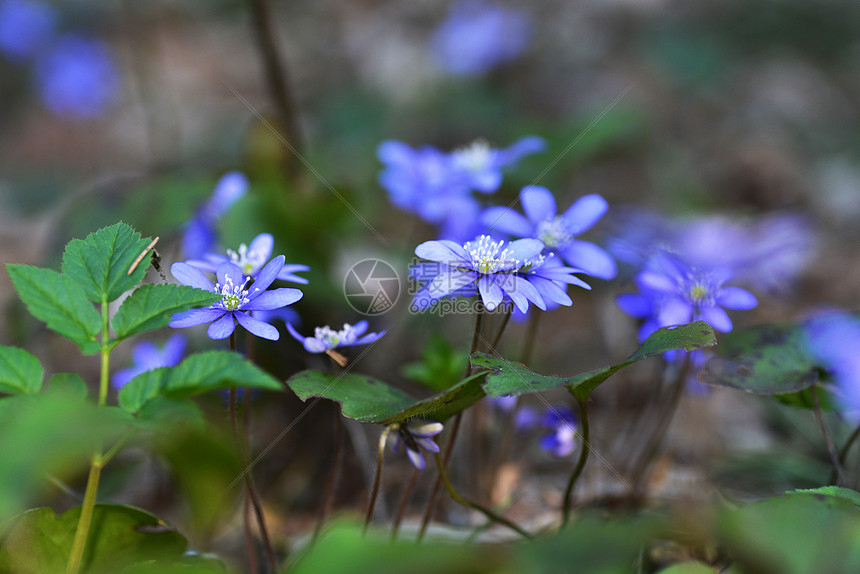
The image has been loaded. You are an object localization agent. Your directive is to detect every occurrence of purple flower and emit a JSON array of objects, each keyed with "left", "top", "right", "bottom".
[
  {"left": 0, "top": 0, "right": 56, "bottom": 62},
  {"left": 34, "top": 34, "right": 119, "bottom": 118},
  {"left": 391, "top": 419, "right": 444, "bottom": 470},
  {"left": 286, "top": 321, "right": 385, "bottom": 353},
  {"left": 804, "top": 312, "right": 860, "bottom": 417},
  {"left": 182, "top": 172, "right": 248, "bottom": 259},
  {"left": 539, "top": 406, "right": 578, "bottom": 457},
  {"left": 616, "top": 251, "right": 758, "bottom": 339},
  {"left": 169, "top": 257, "right": 303, "bottom": 341},
  {"left": 377, "top": 137, "right": 545, "bottom": 242},
  {"left": 112, "top": 334, "right": 186, "bottom": 389},
  {"left": 432, "top": 0, "right": 531, "bottom": 76},
  {"left": 482, "top": 185, "right": 617, "bottom": 280},
  {"left": 187, "top": 233, "right": 309, "bottom": 284},
  {"left": 413, "top": 234, "right": 549, "bottom": 313}
]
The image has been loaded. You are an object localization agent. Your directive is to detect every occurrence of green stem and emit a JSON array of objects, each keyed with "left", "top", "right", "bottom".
[
  {"left": 433, "top": 452, "right": 531, "bottom": 539},
  {"left": 831, "top": 422, "right": 860, "bottom": 484},
  {"left": 812, "top": 384, "right": 845, "bottom": 485},
  {"left": 561, "top": 398, "right": 590, "bottom": 527},
  {"left": 365, "top": 426, "right": 391, "bottom": 533},
  {"left": 66, "top": 297, "right": 112, "bottom": 574}
]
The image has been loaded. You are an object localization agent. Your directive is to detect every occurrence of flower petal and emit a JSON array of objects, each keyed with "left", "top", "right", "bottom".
[
  {"left": 558, "top": 240, "right": 617, "bottom": 280},
  {"left": 244, "top": 287, "right": 303, "bottom": 310},
  {"left": 351, "top": 321, "right": 369, "bottom": 336},
  {"left": 561, "top": 194, "right": 609, "bottom": 235},
  {"left": 480, "top": 206, "right": 534, "bottom": 238},
  {"left": 520, "top": 185, "right": 557, "bottom": 224},
  {"left": 207, "top": 313, "right": 236, "bottom": 339},
  {"left": 406, "top": 448, "right": 426, "bottom": 470},
  {"left": 248, "top": 233, "right": 274, "bottom": 260},
  {"left": 477, "top": 275, "right": 504, "bottom": 311},
  {"left": 169, "top": 308, "right": 225, "bottom": 328},
  {"left": 415, "top": 437, "right": 440, "bottom": 453},
  {"left": 216, "top": 262, "right": 245, "bottom": 288},
  {"left": 253, "top": 255, "right": 286, "bottom": 292},
  {"left": 415, "top": 240, "right": 468, "bottom": 263},
  {"left": 718, "top": 286, "right": 758, "bottom": 310},
  {"left": 428, "top": 269, "right": 477, "bottom": 298},
  {"left": 171, "top": 262, "right": 215, "bottom": 291},
  {"left": 354, "top": 331, "right": 385, "bottom": 346},
  {"left": 616, "top": 293, "right": 653, "bottom": 318},
  {"left": 278, "top": 264, "right": 310, "bottom": 284},
  {"left": 505, "top": 238, "right": 545, "bottom": 263},
  {"left": 700, "top": 306, "right": 733, "bottom": 332},
  {"left": 658, "top": 299, "right": 693, "bottom": 327},
  {"left": 235, "top": 312, "right": 280, "bottom": 340}
]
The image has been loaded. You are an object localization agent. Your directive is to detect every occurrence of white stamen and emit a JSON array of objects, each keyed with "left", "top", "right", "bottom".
[{"left": 535, "top": 217, "right": 573, "bottom": 248}]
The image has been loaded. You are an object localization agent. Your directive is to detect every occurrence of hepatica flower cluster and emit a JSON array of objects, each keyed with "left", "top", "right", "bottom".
[
  {"left": 170, "top": 255, "right": 303, "bottom": 341},
  {"left": 378, "top": 136, "right": 545, "bottom": 241}
]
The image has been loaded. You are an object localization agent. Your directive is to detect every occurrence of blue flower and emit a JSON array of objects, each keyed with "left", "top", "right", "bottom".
[
  {"left": 169, "top": 257, "right": 303, "bottom": 341},
  {"left": 432, "top": 0, "right": 531, "bottom": 77},
  {"left": 616, "top": 251, "right": 758, "bottom": 339},
  {"left": 112, "top": 334, "right": 186, "bottom": 389},
  {"left": 482, "top": 185, "right": 617, "bottom": 280},
  {"left": 539, "top": 406, "right": 578, "bottom": 457},
  {"left": 804, "top": 312, "right": 860, "bottom": 417},
  {"left": 182, "top": 172, "right": 248, "bottom": 259},
  {"left": 413, "top": 234, "right": 549, "bottom": 313},
  {"left": 188, "top": 233, "right": 309, "bottom": 284},
  {"left": 391, "top": 419, "right": 444, "bottom": 470},
  {"left": 34, "top": 34, "right": 118, "bottom": 118},
  {"left": 286, "top": 321, "right": 385, "bottom": 354},
  {"left": 378, "top": 137, "right": 545, "bottom": 242},
  {"left": 0, "top": 0, "right": 56, "bottom": 62}
]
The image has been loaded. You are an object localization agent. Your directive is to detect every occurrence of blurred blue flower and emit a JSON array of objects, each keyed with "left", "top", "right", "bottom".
[
  {"left": 539, "top": 406, "right": 578, "bottom": 457},
  {"left": 188, "top": 232, "right": 309, "bottom": 284},
  {"left": 0, "top": 0, "right": 56, "bottom": 62},
  {"left": 34, "top": 34, "right": 118, "bottom": 118},
  {"left": 616, "top": 251, "right": 757, "bottom": 340},
  {"left": 804, "top": 312, "right": 860, "bottom": 417},
  {"left": 391, "top": 419, "right": 444, "bottom": 470},
  {"left": 482, "top": 185, "right": 617, "bottom": 280},
  {"left": 112, "top": 334, "right": 186, "bottom": 389},
  {"left": 169, "top": 257, "right": 303, "bottom": 341},
  {"left": 182, "top": 172, "right": 249, "bottom": 259},
  {"left": 377, "top": 137, "right": 545, "bottom": 242},
  {"left": 286, "top": 321, "right": 385, "bottom": 354},
  {"left": 432, "top": 0, "right": 531, "bottom": 76}
]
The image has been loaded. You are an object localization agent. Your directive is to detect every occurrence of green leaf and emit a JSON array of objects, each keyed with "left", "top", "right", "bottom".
[
  {"left": 656, "top": 563, "right": 718, "bottom": 574},
  {"left": 0, "top": 504, "right": 186, "bottom": 574},
  {"left": 135, "top": 397, "right": 206, "bottom": 434},
  {"left": 46, "top": 373, "right": 87, "bottom": 400},
  {"left": 287, "top": 371, "right": 415, "bottom": 423},
  {"left": 401, "top": 333, "right": 468, "bottom": 392},
  {"left": 118, "top": 351, "right": 283, "bottom": 414},
  {"left": 787, "top": 486, "right": 860, "bottom": 509},
  {"left": 381, "top": 371, "right": 487, "bottom": 424},
  {"left": 475, "top": 321, "right": 717, "bottom": 401},
  {"left": 0, "top": 395, "right": 131, "bottom": 519},
  {"left": 701, "top": 323, "right": 820, "bottom": 395},
  {"left": 7, "top": 265, "right": 101, "bottom": 354},
  {"left": 719, "top": 494, "right": 860, "bottom": 574},
  {"left": 112, "top": 284, "right": 221, "bottom": 340},
  {"left": 0, "top": 346, "right": 42, "bottom": 395},
  {"left": 61, "top": 222, "right": 153, "bottom": 303}
]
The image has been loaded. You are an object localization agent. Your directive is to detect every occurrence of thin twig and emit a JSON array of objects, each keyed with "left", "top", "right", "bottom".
[
  {"left": 365, "top": 426, "right": 392, "bottom": 533},
  {"left": 314, "top": 413, "right": 344, "bottom": 541},
  {"left": 390, "top": 468, "right": 421, "bottom": 541},
  {"left": 832, "top": 421, "right": 860, "bottom": 484}
]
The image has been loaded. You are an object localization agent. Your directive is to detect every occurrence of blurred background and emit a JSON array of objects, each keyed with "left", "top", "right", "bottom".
[{"left": 1, "top": 0, "right": 859, "bottom": 564}]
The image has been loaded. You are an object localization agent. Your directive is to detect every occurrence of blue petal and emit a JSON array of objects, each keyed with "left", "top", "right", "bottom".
[
  {"left": 561, "top": 194, "right": 608, "bottom": 235},
  {"left": 207, "top": 172, "right": 248, "bottom": 219},
  {"left": 717, "top": 286, "right": 757, "bottom": 310},
  {"left": 520, "top": 185, "right": 556, "bottom": 224},
  {"left": 235, "top": 312, "right": 280, "bottom": 340},
  {"left": 415, "top": 240, "right": 468, "bottom": 263},
  {"left": 616, "top": 293, "right": 653, "bottom": 318},
  {"left": 244, "top": 287, "right": 303, "bottom": 311},
  {"left": 558, "top": 240, "right": 617, "bottom": 280},
  {"left": 171, "top": 262, "right": 215, "bottom": 291},
  {"left": 415, "top": 437, "right": 440, "bottom": 453},
  {"left": 216, "top": 262, "right": 245, "bottom": 288},
  {"left": 528, "top": 276, "right": 572, "bottom": 306},
  {"left": 428, "top": 269, "right": 477, "bottom": 298},
  {"left": 658, "top": 299, "right": 693, "bottom": 327},
  {"left": 352, "top": 320, "right": 369, "bottom": 336},
  {"left": 355, "top": 331, "right": 385, "bottom": 346},
  {"left": 207, "top": 313, "right": 236, "bottom": 339},
  {"left": 278, "top": 264, "right": 310, "bottom": 284},
  {"left": 505, "top": 238, "right": 545, "bottom": 262},
  {"left": 407, "top": 448, "right": 426, "bottom": 470},
  {"left": 481, "top": 206, "right": 534, "bottom": 237},
  {"left": 700, "top": 306, "right": 733, "bottom": 333},
  {"left": 477, "top": 275, "right": 504, "bottom": 311},
  {"left": 286, "top": 322, "right": 304, "bottom": 343},
  {"left": 170, "top": 308, "right": 225, "bottom": 328},
  {"left": 512, "top": 275, "right": 546, "bottom": 310},
  {"left": 253, "top": 255, "right": 286, "bottom": 292},
  {"left": 248, "top": 233, "right": 274, "bottom": 260}
]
